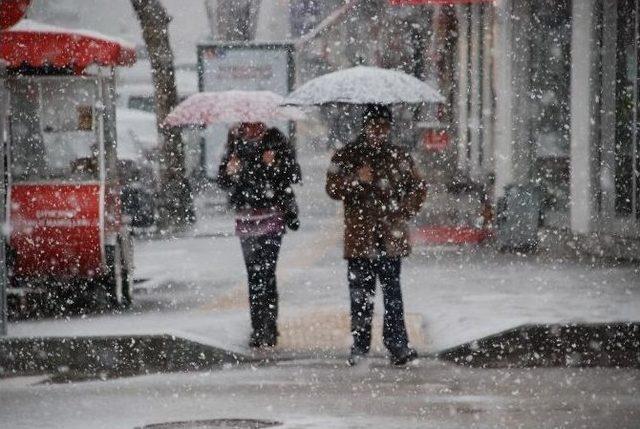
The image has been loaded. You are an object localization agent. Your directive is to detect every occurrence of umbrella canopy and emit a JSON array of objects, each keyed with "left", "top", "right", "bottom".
[
  {"left": 283, "top": 66, "right": 445, "bottom": 106},
  {"left": 165, "top": 90, "right": 306, "bottom": 127},
  {"left": 0, "top": 20, "right": 136, "bottom": 73}
]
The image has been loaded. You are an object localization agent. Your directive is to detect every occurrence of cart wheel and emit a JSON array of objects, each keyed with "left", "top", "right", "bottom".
[
  {"left": 121, "top": 241, "right": 134, "bottom": 308},
  {"left": 101, "top": 242, "right": 125, "bottom": 309}
]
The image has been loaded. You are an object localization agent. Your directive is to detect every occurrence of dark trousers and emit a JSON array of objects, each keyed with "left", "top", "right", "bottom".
[
  {"left": 240, "top": 234, "right": 282, "bottom": 336},
  {"left": 347, "top": 257, "right": 410, "bottom": 354}
]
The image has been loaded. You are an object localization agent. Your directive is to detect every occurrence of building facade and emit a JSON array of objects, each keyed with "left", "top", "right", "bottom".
[{"left": 451, "top": 0, "right": 639, "bottom": 255}]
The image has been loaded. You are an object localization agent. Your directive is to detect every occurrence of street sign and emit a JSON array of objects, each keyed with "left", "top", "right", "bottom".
[
  {"left": 198, "top": 43, "right": 294, "bottom": 95},
  {"left": 197, "top": 42, "right": 295, "bottom": 177},
  {"left": 422, "top": 129, "right": 450, "bottom": 152}
]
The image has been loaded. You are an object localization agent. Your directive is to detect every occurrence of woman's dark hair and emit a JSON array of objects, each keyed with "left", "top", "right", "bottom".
[
  {"left": 262, "top": 127, "right": 288, "bottom": 150},
  {"left": 225, "top": 124, "right": 242, "bottom": 152}
]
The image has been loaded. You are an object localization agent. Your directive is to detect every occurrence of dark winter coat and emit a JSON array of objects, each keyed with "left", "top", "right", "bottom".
[
  {"left": 217, "top": 128, "right": 301, "bottom": 224},
  {"left": 326, "top": 137, "right": 427, "bottom": 259}
]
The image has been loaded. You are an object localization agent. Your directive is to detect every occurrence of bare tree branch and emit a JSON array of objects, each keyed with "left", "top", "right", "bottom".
[{"left": 130, "top": 0, "right": 194, "bottom": 228}]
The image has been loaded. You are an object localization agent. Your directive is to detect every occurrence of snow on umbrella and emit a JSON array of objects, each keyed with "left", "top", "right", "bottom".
[
  {"left": 164, "top": 90, "right": 306, "bottom": 127},
  {"left": 283, "top": 66, "right": 445, "bottom": 106}
]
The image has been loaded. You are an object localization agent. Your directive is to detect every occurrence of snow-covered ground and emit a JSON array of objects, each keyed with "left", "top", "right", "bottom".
[{"left": 8, "top": 138, "right": 640, "bottom": 357}]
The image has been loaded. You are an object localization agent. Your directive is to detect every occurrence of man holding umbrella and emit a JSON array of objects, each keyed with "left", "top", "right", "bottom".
[
  {"left": 326, "top": 104, "right": 427, "bottom": 366},
  {"left": 284, "top": 65, "right": 440, "bottom": 363}
]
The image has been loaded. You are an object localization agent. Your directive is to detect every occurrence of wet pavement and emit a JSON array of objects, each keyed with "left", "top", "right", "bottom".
[
  {"left": 6, "top": 144, "right": 639, "bottom": 358},
  {"left": 1, "top": 358, "right": 639, "bottom": 429},
  {"left": 3, "top": 140, "right": 639, "bottom": 428}
]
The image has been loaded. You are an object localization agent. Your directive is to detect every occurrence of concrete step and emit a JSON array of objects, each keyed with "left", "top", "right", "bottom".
[{"left": 277, "top": 308, "right": 426, "bottom": 355}]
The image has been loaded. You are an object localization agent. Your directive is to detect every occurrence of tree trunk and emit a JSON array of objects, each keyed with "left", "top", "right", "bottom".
[
  {"left": 131, "top": 0, "right": 194, "bottom": 229},
  {"left": 211, "top": 0, "right": 261, "bottom": 41}
]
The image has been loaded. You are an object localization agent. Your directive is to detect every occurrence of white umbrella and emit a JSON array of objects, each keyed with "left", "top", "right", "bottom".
[
  {"left": 165, "top": 90, "right": 306, "bottom": 127},
  {"left": 283, "top": 66, "right": 445, "bottom": 106}
]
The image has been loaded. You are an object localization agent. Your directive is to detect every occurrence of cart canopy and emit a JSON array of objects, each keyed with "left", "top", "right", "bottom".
[
  {"left": 0, "top": 0, "right": 31, "bottom": 30},
  {"left": 0, "top": 19, "right": 136, "bottom": 73}
]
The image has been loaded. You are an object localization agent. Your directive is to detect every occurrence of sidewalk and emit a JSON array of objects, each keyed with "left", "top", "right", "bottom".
[
  {"left": 7, "top": 213, "right": 639, "bottom": 359},
  {"left": 6, "top": 143, "right": 640, "bottom": 359}
]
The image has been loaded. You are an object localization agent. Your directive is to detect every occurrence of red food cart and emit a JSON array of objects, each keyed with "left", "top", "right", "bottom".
[{"left": 0, "top": 19, "right": 137, "bottom": 308}]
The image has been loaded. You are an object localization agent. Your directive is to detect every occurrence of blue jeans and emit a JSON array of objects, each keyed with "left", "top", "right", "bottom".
[{"left": 347, "top": 257, "right": 410, "bottom": 354}]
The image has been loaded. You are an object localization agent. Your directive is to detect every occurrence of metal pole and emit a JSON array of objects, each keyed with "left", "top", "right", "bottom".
[
  {"left": 481, "top": 4, "right": 494, "bottom": 175},
  {"left": 0, "top": 70, "right": 7, "bottom": 336},
  {"left": 469, "top": 3, "right": 482, "bottom": 180},
  {"left": 632, "top": 0, "right": 639, "bottom": 220},
  {"left": 600, "top": 0, "right": 618, "bottom": 225},
  {"left": 492, "top": 0, "right": 514, "bottom": 200},
  {"left": 456, "top": 4, "right": 470, "bottom": 173},
  {"left": 570, "top": 0, "right": 597, "bottom": 234}
]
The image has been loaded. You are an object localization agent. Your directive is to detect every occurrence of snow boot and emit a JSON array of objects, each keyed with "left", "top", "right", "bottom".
[
  {"left": 390, "top": 347, "right": 418, "bottom": 366},
  {"left": 347, "top": 346, "right": 368, "bottom": 366},
  {"left": 248, "top": 325, "right": 278, "bottom": 348}
]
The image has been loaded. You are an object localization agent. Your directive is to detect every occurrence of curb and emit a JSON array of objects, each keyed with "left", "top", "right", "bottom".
[
  {"left": 437, "top": 322, "right": 640, "bottom": 369},
  {"left": 4, "top": 322, "right": 638, "bottom": 377},
  {"left": 0, "top": 334, "right": 248, "bottom": 378}
]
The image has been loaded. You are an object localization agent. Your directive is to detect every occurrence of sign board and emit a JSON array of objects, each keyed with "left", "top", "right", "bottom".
[
  {"left": 10, "top": 184, "right": 102, "bottom": 279},
  {"left": 197, "top": 43, "right": 295, "bottom": 177}
]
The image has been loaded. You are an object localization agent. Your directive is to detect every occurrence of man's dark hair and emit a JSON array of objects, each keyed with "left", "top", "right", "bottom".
[{"left": 362, "top": 104, "right": 393, "bottom": 125}]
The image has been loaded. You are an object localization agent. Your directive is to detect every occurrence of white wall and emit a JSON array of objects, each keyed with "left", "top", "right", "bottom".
[
  {"left": 491, "top": 0, "right": 514, "bottom": 200},
  {"left": 569, "top": 0, "right": 597, "bottom": 234}
]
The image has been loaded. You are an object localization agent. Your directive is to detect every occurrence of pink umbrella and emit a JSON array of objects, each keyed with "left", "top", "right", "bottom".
[{"left": 164, "top": 90, "right": 306, "bottom": 127}]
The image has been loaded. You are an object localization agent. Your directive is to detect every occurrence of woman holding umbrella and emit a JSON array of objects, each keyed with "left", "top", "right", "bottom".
[
  {"left": 166, "top": 91, "right": 304, "bottom": 348},
  {"left": 218, "top": 123, "right": 300, "bottom": 348}
]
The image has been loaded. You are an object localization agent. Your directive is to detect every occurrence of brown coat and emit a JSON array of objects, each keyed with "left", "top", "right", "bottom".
[{"left": 326, "top": 138, "right": 427, "bottom": 259}]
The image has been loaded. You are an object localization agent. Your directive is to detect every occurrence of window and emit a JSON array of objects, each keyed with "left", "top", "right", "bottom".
[
  {"left": 127, "top": 95, "right": 155, "bottom": 113},
  {"left": 528, "top": 0, "right": 573, "bottom": 213},
  {"left": 9, "top": 78, "right": 101, "bottom": 182},
  {"left": 615, "top": 0, "right": 639, "bottom": 219}
]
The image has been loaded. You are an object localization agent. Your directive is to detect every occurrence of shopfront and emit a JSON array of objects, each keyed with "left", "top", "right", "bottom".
[
  {"left": 568, "top": 0, "right": 639, "bottom": 241},
  {"left": 490, "top": 0, "right": 639, "bottom": 247},
  {"left": 595, "top": 0, "right": 640, "bottom": 237},
  {"left": 491, "top": 0, "right": 572, "bottom": 219},
  {"left": 390, "top": 0, "right": 638, "bottom": 249}
]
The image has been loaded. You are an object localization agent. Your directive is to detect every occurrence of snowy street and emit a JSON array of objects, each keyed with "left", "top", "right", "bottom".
[
  {"left": 4, "top": 122, "right": 639, "bottom": 429},
  {"left": 7, "top": 143, "right": 640, "bottom": 357},
  {"left": 2, "top": 358, "right": 639, "bottom": 429},
  {"left": 2, "top": 1, "right": 640, "bottom": 427},
  {"left": 1, "top": 57, "right": 638, "bottom": 429}
]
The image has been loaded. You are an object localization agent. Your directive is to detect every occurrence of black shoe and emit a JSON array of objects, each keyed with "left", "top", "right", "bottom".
[
  {"left": 390, "top": 347, "right": 418, "bottom": 366},
  {"left": 249, "top": 331, "right": 264, "bottom": 348},
  {"left": 262, "top": 328, "right": 278, "bottom": 347},
  {"left": 248, "top": 328, "right": 278, "bottom": 348},
  {"left": 347, "top": 346, "right": 368, "bottom": 366},
  {"left": 285, "top": 217, "right": 300, "bottom": 231}
]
